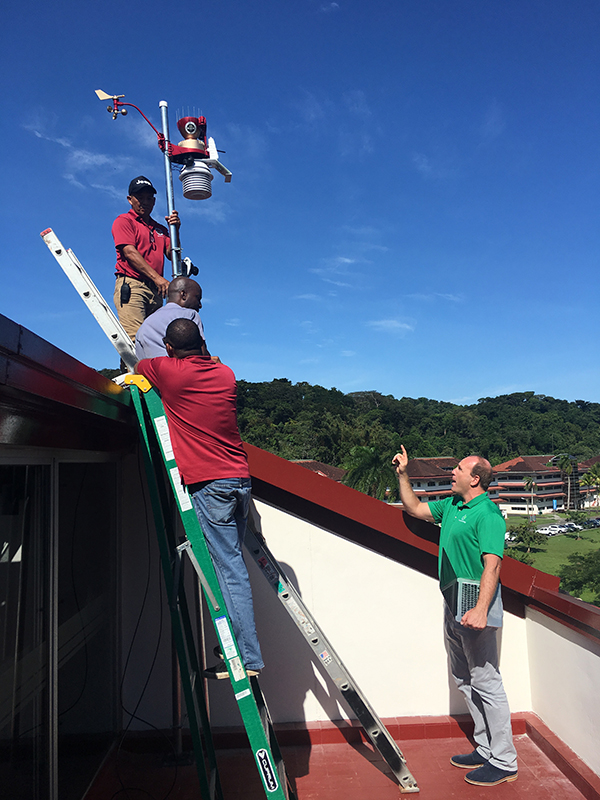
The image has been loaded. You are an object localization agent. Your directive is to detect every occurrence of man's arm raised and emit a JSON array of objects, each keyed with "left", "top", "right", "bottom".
[{"left": 392, "top": 446, "right": 435, "bottom": 522}]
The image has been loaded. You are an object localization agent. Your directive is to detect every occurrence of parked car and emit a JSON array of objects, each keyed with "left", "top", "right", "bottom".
[{"left": 537, "top": 526, "right": 552, "bottom": 535}]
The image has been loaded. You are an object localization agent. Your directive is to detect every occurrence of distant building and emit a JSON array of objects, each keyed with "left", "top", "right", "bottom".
[
  {"left": 405, "top": 456, "right": 458, "bottom": 503},
  {"left": 292, "top": 460, "right": 346, "bottom": 482},
  {"left": 492, "top": 455, "right": 579, "bottom": 516}
]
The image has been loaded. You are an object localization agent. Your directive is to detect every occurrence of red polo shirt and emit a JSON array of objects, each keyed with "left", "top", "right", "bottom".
[
  {"left": 136, "top": 356, "right": 250, "bottom": 485},
  {"left": 112, "top": 209, "right": 171, "bottom": 278}
]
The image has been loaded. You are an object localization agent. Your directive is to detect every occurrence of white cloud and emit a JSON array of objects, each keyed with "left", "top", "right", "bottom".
[
  {"left": 367, "top": 319, "right": 415, "bottom": 334},
  {"left": 343, "top": 90, "right": 371, "bottom": 116},
  {"left": 295, "top": 293, "right": 322, "bottom": 301},
  {"left": 318, "top": 2, "right": 339, "bottom": 13},
  {"left": 181, "top": 198, "right": 229, "bottom": 223},
  {"left": 225, "top": 318, "right": 241, "bottom": 326},
  {"left": 24, "top": 120, "right": 134, "bottom": 199},
  {"left": 412, "top": 152, "right": 434, "bottom": 177},
  {"left": 411, "top": 151, "right": 457, "bottom": 180},
  {"left": 89, "top": 183, "right": 124, "bottom": 201},
  {"left": 407, "top": 292, "right": 463, "bottom": 303},
  {"left": 341, "top": 350, "right": 356, "bottom": 357}
]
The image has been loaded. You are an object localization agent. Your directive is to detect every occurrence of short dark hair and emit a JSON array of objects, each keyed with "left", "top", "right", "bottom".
[
  {"left": 470, "top": 457, "right": 493, "bottom": 490},
  {"left": 164, "top": 318, "right": 204, "bottom": 352}
]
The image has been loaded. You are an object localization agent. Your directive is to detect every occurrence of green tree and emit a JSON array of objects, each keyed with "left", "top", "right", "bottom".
[
  {"left": 342, "top": 446, "right": 399, "bottom": 502},
  {"left": 559, "top": 549, "right": 600, "bottom": 607},
  {"left": 580, "top": 472, "right": 597, "bottom": 508},
  {"left": 581, "top": 462, "right": 600, "bottom": 509},
  {"left": 508, "top": 521, "right": 546, "bottom": 555},
  {"left": 555, "top": 453, "right": 575, "bottom": 510},
  {"left": 523, "top": 476, "right": 537, "bottom": 519},
  {"left": 99, "top": 367, "right": 121, "bottom": 379},
  {"left": 565, "top": 510, "right": 587, "bottom": 540}
]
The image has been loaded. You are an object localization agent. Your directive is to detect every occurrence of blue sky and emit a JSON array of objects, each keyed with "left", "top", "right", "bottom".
[{"left": 2, "top": 0, "right": 600, "bottom": 404}]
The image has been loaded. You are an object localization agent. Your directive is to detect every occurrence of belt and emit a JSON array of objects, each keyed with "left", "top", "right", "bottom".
[{"left": 116, "top": 273, "right": 160, "bottom": 290}]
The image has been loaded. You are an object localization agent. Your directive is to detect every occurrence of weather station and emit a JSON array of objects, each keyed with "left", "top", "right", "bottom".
[
  {"left": 95, "top": 88, "right": 233, "bottom": 278},
  {"left": 40, "top": 90, "right": 234, "bottom": 371}
]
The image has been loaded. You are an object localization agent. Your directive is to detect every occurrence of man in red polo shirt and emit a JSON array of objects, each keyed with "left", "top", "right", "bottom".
[
  {"left": 112, "top": 176, "right": 181, "bottom": 342},
  {"left": 136, "top": 318, "right": 264, "bottom": 679}
]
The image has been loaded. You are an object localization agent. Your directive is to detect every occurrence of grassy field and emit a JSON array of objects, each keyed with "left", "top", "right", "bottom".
[{"left": 506, "top": 525, "right": 600, "bottom": 605}]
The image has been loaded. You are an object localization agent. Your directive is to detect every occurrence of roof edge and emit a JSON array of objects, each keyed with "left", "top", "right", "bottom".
[{"left": 245, "top": 444, "right": 600, "bottom": 642}]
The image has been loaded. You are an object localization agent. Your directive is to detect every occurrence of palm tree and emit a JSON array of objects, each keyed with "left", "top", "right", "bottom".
[
  {"left": 555, "top": 453, "right": 575, "bottom": 511},
  {"left": 580, "top": 472, "right": 596, "bottom": 508},
  {"left": 581, "top": 462, "right": 600, "bottom": 508},
  {"left": 523, "top": 476, "right": 537, "bottom": 519},
  {"left": 342, "top": 446, "right": 399, "bottom": 502}
]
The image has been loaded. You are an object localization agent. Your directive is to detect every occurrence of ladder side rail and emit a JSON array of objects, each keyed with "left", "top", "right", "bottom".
[
  {"left": 250, "top": 678, "right": 298, "bottom": 800},
  {"left": 139, "top": 386, "right": 292, "bottom": 800},
  {"left": 130, "top": 387, "right": 223, "bottom": 800},
  {"left": 244, "top": 521, "right": 419, "bottom": 793},
  {"left": 142, "top": 403, "right": 216, "bottom": 738},
  {"left": 40, "top": 229, "right": 138, "bottom": 371}
]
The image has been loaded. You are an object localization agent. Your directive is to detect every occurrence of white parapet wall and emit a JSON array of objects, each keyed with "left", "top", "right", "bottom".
[
  {"left": 527, "top": 607, "right": 600, "bottom": 776},
  {"left": 205, "top": 497, "right": 531, "bottom": 727}
]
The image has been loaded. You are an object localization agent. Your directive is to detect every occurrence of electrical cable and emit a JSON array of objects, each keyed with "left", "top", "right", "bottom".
[
  {"left": 111, "top": 446, "right": 177, "bottom": 800},
  {"left": 58, "top": 463, "right": 90, "bottom": 720}
]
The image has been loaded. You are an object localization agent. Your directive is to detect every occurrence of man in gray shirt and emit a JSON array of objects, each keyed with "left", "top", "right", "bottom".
[{"left": 135, "top": 277, "right": 208, "bottom": 360}]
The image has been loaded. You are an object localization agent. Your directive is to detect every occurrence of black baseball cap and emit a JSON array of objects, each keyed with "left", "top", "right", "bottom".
[{"left": 128, "top": 176, "right": 157, "bottom": 195}]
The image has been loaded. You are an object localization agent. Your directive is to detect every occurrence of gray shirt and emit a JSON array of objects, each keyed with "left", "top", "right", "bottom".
[{"left": 135, "top": 303, "right": 206, "bottom": 360}]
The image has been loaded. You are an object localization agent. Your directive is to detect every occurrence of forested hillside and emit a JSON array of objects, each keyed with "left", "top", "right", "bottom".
[{"left": 237, "top": 380, "right": 600, "bottom": 467}]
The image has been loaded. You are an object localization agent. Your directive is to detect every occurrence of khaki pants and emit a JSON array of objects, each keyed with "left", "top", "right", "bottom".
[{"left": 113, "top": 275, "right": 162, "bottom": 343}]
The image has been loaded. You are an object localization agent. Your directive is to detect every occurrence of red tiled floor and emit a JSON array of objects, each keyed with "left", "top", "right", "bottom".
[{"left": 84, "top": 732, "right": 593, "bottom": 800}]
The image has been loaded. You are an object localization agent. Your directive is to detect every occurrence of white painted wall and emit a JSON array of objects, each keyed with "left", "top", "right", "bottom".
[
  {"left": 527, "top": 608, "right": 600, "bottom": 776},
  {"left": 205, "top": 498, "right": 531, "bottom": 726}
]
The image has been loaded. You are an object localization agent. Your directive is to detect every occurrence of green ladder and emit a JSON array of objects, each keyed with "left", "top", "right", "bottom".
[{"left": 128, "top": 376, "right": 296, "bottom": 800}]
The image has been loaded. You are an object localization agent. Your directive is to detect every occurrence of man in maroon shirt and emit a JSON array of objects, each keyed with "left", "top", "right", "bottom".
[
  {"left": 136, "top": 318, "right": 263, "bottom": 679},
  {"left": 112, "top": 176, "right": 181, "bottom": 342}
]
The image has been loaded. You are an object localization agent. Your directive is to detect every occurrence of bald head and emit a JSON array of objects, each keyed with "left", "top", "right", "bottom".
[
  {"left": 167, "top": 277, "right": 202, "bottom": 311},
  {"left": 164, "top": 318, "right": 205, "bottom": 355},
  {"left": 466, "top": 456, "right": 494, "bottom": 491}
]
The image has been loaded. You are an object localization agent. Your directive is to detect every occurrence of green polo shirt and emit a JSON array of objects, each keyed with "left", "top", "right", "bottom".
[{"left": 428, "top": 493, "right": 506, "bottom": 589}]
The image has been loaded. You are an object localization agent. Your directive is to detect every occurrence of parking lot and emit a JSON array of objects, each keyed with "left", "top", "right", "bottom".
[{"left": 536, "top": 517, "right": 600, "bottom": 536}]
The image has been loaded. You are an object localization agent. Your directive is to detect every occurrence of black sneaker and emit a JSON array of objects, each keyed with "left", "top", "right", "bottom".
[
  {"left": 204, "top": 661, "right": 229, "bottom": 680},
  {"left": 464, "top": 763, "right": 518, "bottom": 786},
  {"left": 203, "top": 661, "right": 261, "bottom": 680},
  {"left": 450, "top": 750, "right": 488, "bottom": 769}
]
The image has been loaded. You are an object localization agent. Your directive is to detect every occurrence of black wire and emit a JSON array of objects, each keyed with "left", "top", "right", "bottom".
[
  {"left": 15, "top": 463, "right": 91, "bottom": 736},
  {"left": 58, "top": 463, "right": 89, "bottom": 719},
  {"left": 112, "top": 446, "right": 177, "bottom": 800}
]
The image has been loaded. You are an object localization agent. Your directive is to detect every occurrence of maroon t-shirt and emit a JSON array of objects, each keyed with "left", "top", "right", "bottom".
[
  {"left": 112, "top": 209, "right": 171, "bottom": 278},
  {"left": 136, "top": 356, "right": 249, "bottom": 485}
]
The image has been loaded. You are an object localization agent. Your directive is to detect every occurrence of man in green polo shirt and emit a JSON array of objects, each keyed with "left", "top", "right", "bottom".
[{"left": 392, "top": 446, "right": 518, "bottom": 787}]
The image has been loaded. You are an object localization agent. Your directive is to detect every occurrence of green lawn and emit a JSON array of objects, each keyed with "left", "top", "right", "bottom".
[{"left": 506, "top": 527, "right": 600, "bottom": 605}]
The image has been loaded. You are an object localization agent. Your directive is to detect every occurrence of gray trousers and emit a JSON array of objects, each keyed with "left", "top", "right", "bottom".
[{"left": 444, "top": 604, "right": 518, "bottom": 771}]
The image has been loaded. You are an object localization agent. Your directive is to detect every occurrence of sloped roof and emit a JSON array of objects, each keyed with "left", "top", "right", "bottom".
[
  {"left": 580, "top": 455, "right": 600, "bottom": 470},
  {"left": 292, "top": 460, "right": 347, "bottom": 482},
  {"left": 494, "top": 455, "right": 560, "bottom": 473},
  {"left": 406, "top": 457, "right": 457, "bottom": 478}
]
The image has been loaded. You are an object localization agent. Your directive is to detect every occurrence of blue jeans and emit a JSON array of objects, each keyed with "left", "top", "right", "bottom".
[{"left": 190, "top": 478, "right": 264, "bottom": 671}]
